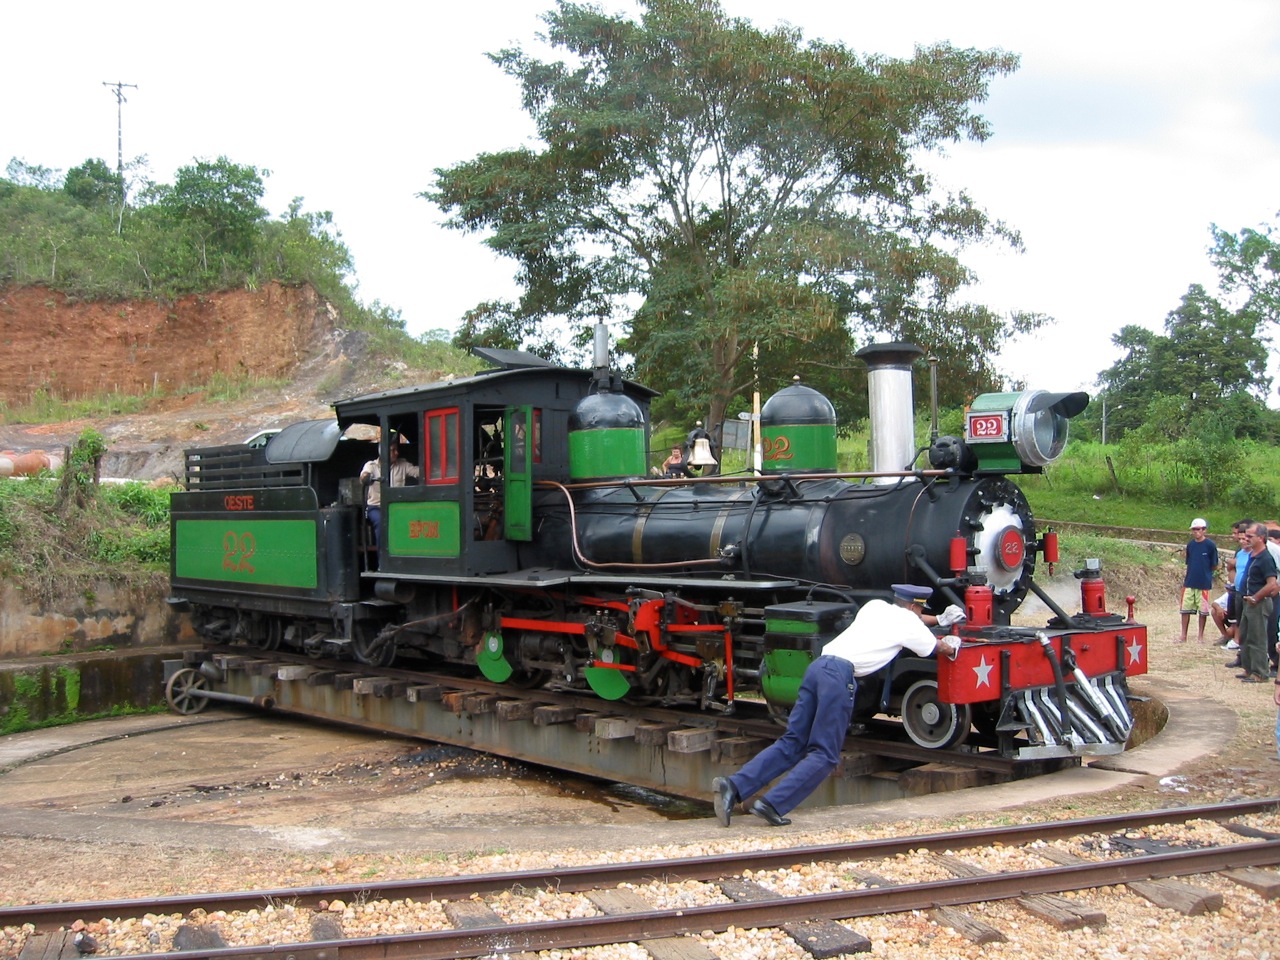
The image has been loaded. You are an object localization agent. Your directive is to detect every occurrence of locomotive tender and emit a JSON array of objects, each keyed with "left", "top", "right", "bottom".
[{"left": 169, "top": 336, "right": 1147, "bottom": 760}]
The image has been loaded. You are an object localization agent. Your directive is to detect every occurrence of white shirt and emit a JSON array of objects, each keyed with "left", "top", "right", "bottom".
[
  {"left": 360, "top": 457, "right": 420, "bottom": 507},
  {"left": 821, "top": 599, "right": 940, "bottom": 677}
]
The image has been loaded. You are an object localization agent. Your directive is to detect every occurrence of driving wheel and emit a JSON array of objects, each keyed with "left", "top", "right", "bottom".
[{"left": 901, "top": 678, "right": 971, "bottom": 749}]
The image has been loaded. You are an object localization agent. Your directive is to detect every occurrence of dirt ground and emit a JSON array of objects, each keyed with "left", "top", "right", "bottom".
[
  {"left": 0, "top": 283, "right": 367, "bottom": 480},
  {"left": 0, "top": 589, "right": 1275, "bottom": 907}
]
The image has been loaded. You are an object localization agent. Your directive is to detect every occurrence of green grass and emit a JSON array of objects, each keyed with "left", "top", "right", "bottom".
[{"left": 0, "top": 388, "right": 149, "bottom": 425}]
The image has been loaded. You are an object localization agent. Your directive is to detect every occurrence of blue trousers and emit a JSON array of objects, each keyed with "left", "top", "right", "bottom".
[{"left": 728, "top": 655, "right": 857, "bottom": 816}]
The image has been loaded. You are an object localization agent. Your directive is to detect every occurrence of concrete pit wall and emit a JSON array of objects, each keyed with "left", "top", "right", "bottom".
[
  {"left": 0, "top": 651, "right": 180, "bottom": 736},
  {"left": 0, "top": 580, "right": 193, "bottom": 659}
]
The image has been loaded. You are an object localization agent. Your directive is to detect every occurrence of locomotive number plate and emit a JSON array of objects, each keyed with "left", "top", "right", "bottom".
[{"left": 966, "top": 411, "right": 1008, "bottom": 442}]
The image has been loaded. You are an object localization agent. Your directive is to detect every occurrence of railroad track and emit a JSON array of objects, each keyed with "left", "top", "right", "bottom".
[{"left": 9, "top": 799, "right": 1280, "bottom": 960}]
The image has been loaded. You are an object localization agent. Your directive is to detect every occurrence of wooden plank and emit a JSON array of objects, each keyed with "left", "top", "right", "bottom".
[
  {"left": 1036, "top": 845, "right": 1219, "bottom": 917},
  {"left": 304, "top": 670, "right": 336, "bottom": 687},
  {"left": 667, "top": 727, "right": 715, "bottom": 753},
  {"left": 709, "top": 736, "right": 765, "bottom": 762},
  {"left": 441, "top": 691, "right": 468, "bottom": 715},
  {"left": 586, "top": 889, "right": 717, "bottom": 960},
  {"left": 898, "top": 763, "right": 992, "bottom": 796},
  {"left": 929, "top": 905, "right": 1007, "bottom": 944},
  {"left": 575, "top": 712, "right": 608, "bottom": 734},
  {"left": 443, "top": 899, "right": 506, "bottom": 929},
  {"left": 464, "top": 693, "right": 501, "bottom": 714},
  {"left": 933, "top": 854, "right": 1105, "bottom": 929},
  {"left": 533, "top": 704, "right": 578, "bottom": 726},
  {"left": 17, "top": 931, "right": 69, "bottom": 960},
  {"left": 1126, "top": 878, "right": 1223, "bottom": 916},
  {"left": 717, "top": 879, "right": 870, "bottom": 957},
  {"left": 635, "top": 722, "right": 679, "bottom": 746},
  {"left": 843, "top": 868, "right": 897, "bottom": 888},
  {"left": 782, "top": 919, "right": 872, "bottom": 958},
  {"left": 496, "top": 699, "right": 537, "bottom": 721},
  {"left": 352, "top": 677, "right": 381, "bottom": 695},
  {"left": 1223, "top": 866, "right": 1280, "bottom": 898},
  {"left": 406, "top": 683, "right": 443, "bottom": 702},
  {"left": 277, "top": 664, "right": 313, "bottom": 681},
  {"left": 595, "top": 716, "right": 640, "bottom": 740}
]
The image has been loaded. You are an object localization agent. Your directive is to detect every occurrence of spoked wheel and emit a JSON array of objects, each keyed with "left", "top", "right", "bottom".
[
  {"left": 901, "top": 678, "right": 972, "bottom": 749},
  {"left": 165, "top": 668, "right": 211, "bottom": 715},
  {"left": 352, "top": 622, "right": 397, "bottom": 668}
]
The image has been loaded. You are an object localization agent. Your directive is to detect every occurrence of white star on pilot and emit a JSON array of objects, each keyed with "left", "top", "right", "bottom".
[
  {"left": 1126, "top": 637, "right": 1144, "bottom": 665},
  {"left": 972, "top": 655, "right": 994, "bottom": 688}
]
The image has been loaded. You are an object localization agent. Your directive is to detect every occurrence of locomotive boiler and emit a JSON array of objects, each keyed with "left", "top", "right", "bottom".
[{"left": 169, "top": 335, "right": 1147, "bottom": 760}]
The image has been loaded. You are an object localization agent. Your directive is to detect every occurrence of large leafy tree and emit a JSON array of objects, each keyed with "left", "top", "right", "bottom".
[
  {"left": 158, "top": 156, "right": 268, "bottom": 275},
  {"left": 428, "top": 0, "right": 1040, "bottom": 428},
  {"left": 1096, "top": 283, "right": 1271, "bottom": 441},
  {"left": 1211, "top": 217, "right": 1280, "bottom": 331}
]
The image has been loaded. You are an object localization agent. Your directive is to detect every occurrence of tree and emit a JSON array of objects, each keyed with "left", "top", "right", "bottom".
[
  {"left": 1211, "top": 218, "right": 1280, "bottom": 330},
  {"left": 63, "top": 158, "right": 123, "bottom": 208},
  {"left": 428, "top": 0, "right": 1040, "bottom": 430},
  {"left": 1096, "top": 284, "right": 1271, "bottom": 442},
  {"left": 160, "top": 156, "right": 268, "bottom": 274}
]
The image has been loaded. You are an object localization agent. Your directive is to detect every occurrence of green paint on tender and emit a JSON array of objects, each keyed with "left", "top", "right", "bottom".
[{"left": 175, "top": 518, "right": 318, "bottom": 587}]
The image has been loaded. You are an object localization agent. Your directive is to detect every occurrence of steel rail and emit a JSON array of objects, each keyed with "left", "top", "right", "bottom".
[
  {"left": 6, "top": 797, "right": 1276, "bottom": 929},
  {"left": 24, "top": 837, "right": 1280, "bottom": 960}
]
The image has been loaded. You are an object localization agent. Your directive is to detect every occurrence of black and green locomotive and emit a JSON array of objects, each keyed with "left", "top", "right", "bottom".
[{"left": 170, "top": 338, "right": 1147, "bottom": 759}]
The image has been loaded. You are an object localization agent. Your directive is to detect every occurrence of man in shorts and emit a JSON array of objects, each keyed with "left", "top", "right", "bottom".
[{"left": 1180, "top": 518, "right": 1218, "bottom": 643}]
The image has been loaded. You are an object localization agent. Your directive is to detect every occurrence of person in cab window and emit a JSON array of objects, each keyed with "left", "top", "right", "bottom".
[{"left": 361, "top": 442, "right": 420, "bottom": 549}]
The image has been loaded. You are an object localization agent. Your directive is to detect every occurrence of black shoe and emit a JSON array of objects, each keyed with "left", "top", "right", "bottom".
[
  {"left": 712, "top": 777, "right": 737, "bottom": 828},
  {"left": 1225, "top": 660, "right": 1242, "bottom": 668},
  {"left": 748, "top": 798, "right": 792, "bottom": 826}
]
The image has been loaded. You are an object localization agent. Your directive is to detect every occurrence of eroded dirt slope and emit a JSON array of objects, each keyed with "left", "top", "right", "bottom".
[{"left": 0, "top": 283, "right": 377, "bottom": 479}]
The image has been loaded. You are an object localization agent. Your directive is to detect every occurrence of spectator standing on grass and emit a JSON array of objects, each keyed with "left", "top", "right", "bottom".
[
  {"left": 1211, "top": 521, "right": 1249, "bottom": 650},
  {"left": 1179, "top": 518, "right": 1218, "bottom": 643},
  {"left": 1266, "top": 525, "right": 1280, "bottom": 677},
  {"left": 1236, "top": 522, "right": 1278, "bottom": 683}
]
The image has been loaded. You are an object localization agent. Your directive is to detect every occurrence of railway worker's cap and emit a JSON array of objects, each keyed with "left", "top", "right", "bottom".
[
  {"left": 891, "top": 583, "right": 932, "bottom": 605},
  {"left": 1190, "top": 518, "right": 1208, "bottom": 530}
]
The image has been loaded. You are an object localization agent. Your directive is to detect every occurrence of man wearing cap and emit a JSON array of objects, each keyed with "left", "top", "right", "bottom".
[
  {"left": 711, "top": 584, "right": 960, "bottom": 827},
  {"left": 1237, "top": 522, "right": 1278, "bottom": 683},
  {"left": 1179, "top": 519, "right": 1218, "bottom": 643}
]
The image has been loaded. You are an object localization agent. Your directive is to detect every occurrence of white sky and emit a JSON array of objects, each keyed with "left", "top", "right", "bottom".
[{"left": 4, "top": 1, "right": 1279, "bottom": 396}]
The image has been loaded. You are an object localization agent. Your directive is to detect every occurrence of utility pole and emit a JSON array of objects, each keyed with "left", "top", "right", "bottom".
[
  {"left": 102, "top": 81, "right": 137, "bottom": 233},
  {"left": 101, "top": 81, "right": 137, "bottom": 191}
]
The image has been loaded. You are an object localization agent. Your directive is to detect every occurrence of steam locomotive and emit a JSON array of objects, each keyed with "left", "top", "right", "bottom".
[{"left": 169, "top": 335, "right": 1147, "bottom": 760}]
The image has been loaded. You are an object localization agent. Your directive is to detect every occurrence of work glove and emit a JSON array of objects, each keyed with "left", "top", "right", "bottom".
[
  {"left": 936, "top": 635, "right": 962, "bottom": 661},
  {"left": 936, "top": 604, "right": 967, "bottom": 628}
]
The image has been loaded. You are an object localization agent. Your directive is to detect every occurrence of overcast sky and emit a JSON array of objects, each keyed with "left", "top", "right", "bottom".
[{"left": 4, "top": 1, "right": 1279, "bottom": 397}]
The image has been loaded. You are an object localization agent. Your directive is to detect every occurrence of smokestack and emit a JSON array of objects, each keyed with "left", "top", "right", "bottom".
[{"left": 855, "top": 342, "right": 924, "bottom": 482}]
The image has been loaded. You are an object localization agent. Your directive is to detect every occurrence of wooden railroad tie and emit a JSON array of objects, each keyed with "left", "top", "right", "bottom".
[
  {"left": 587, "top": 888, "right": 718, "bottom": 960},
  {"left": 932, "top": 853, "right": 1108, "bottom": 929},
  {"left": 717, "top": 879, "right": 872, "bottom": 957},
  {"left": 1036, "top": 846, "right": 1224, "bottom": 916}
]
